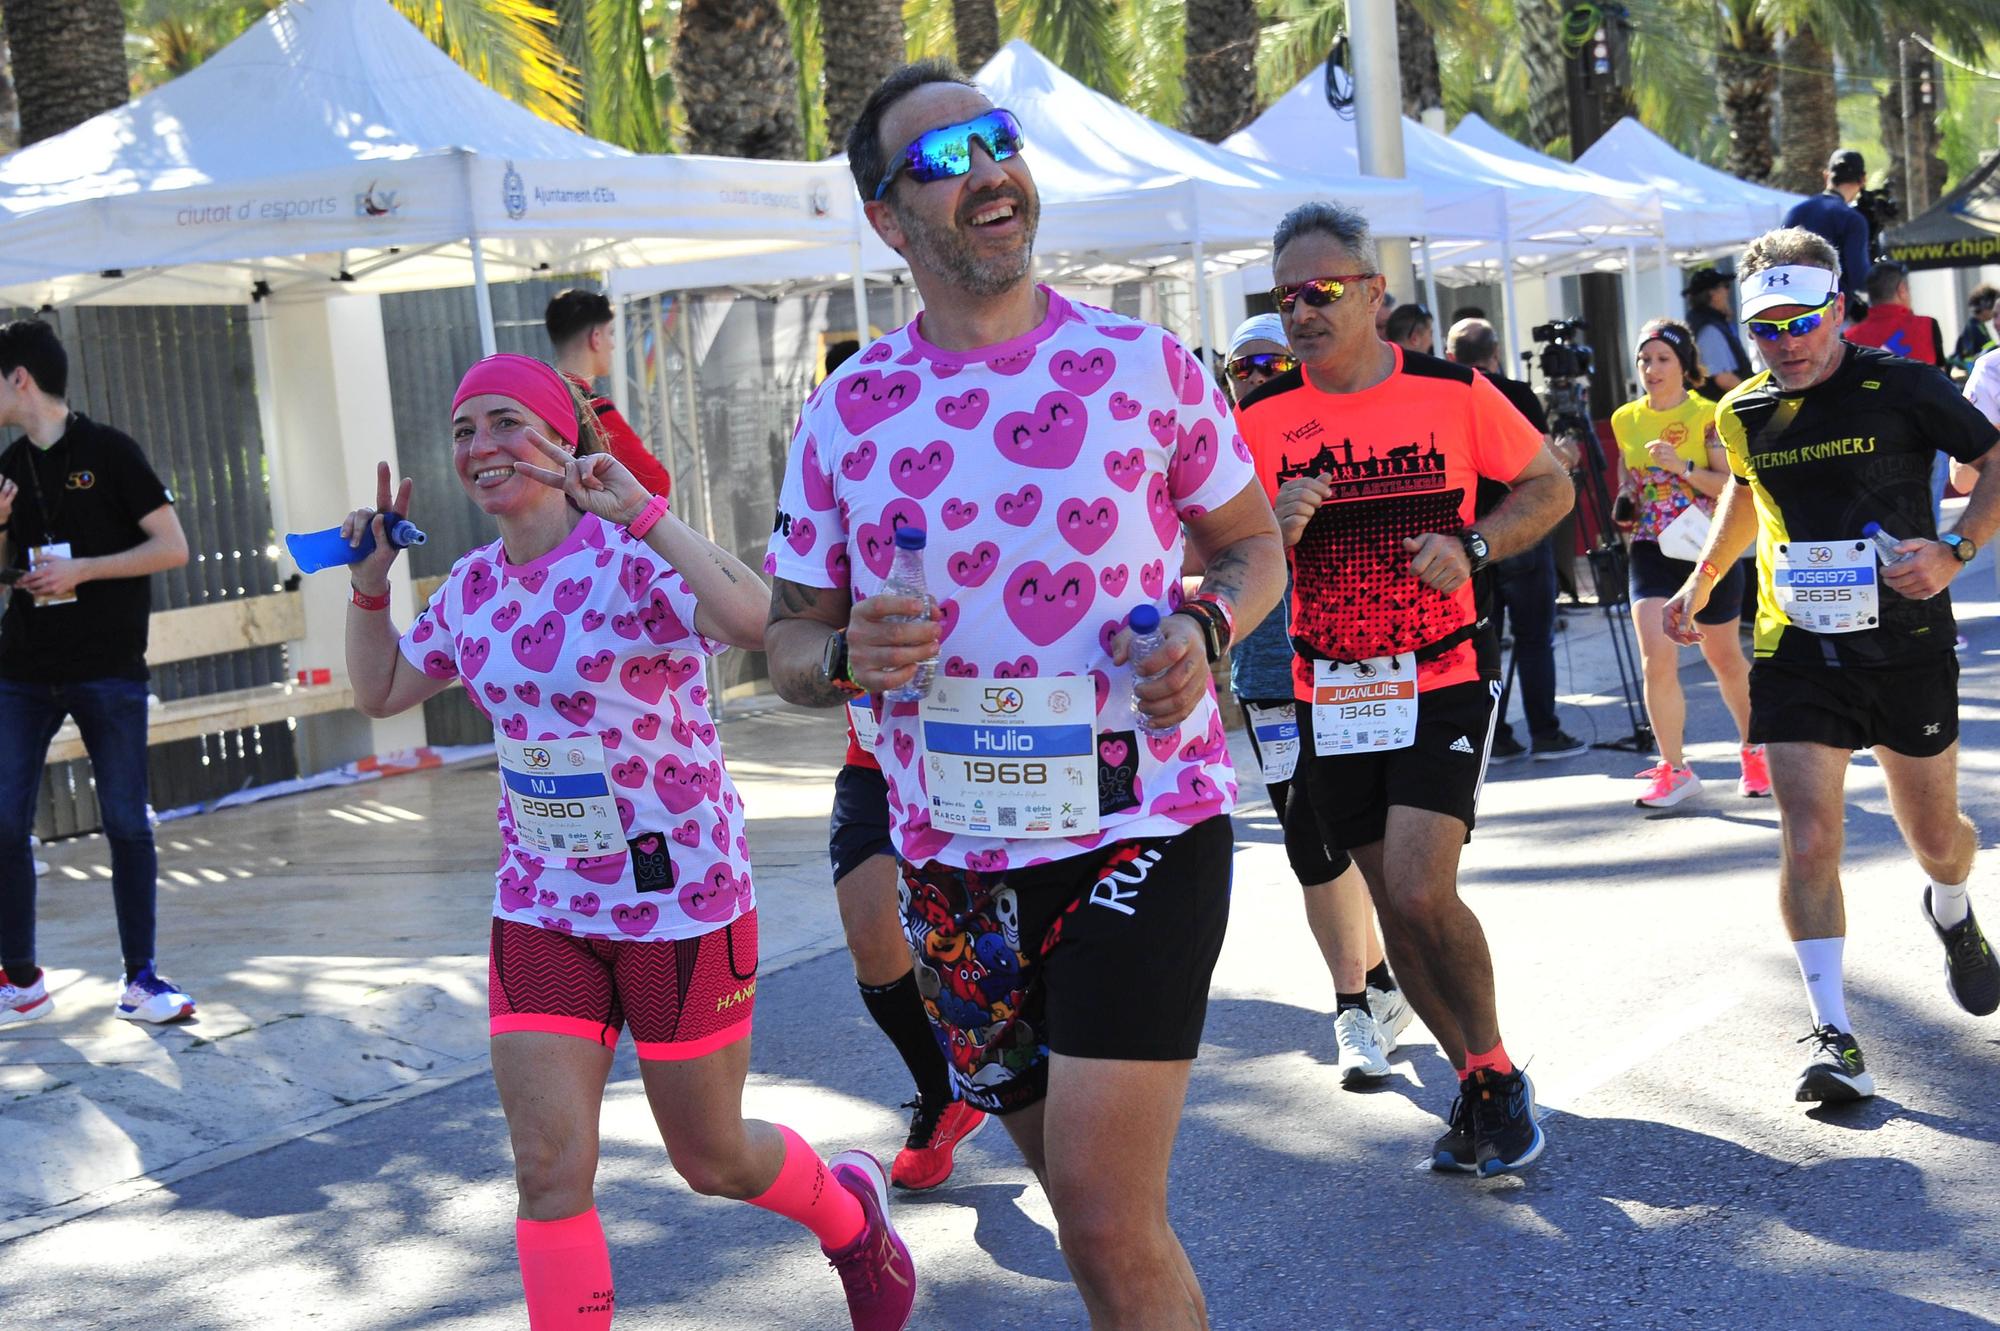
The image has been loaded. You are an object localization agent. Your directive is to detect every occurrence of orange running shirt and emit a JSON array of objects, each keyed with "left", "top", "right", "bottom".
[{"left": 1234, "top": 347, "right": 1545, "bottom": 699}]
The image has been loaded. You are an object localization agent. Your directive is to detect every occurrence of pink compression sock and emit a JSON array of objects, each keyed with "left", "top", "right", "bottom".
[
  {"left": 515, "top": 1208, "right": 615, "bottom": 1329},
  {"left": 746, "top": 1124, "right": 866, "bottom": 1249},
  {"left": 1464, "top": 1042, "right": 1516, "bottom": 1077}
]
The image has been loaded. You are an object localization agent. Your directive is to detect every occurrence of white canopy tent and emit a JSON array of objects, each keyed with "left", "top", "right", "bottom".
[
  {"left": 0, "top": 0, "right": 858, "bottom": 355},
  {"left": 1575, "top": 118, "right": 1802, "bottom": 256}
]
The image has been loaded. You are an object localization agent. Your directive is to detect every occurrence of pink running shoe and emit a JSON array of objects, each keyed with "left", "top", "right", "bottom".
[
  {"left": 1636, "top": 764, "right": 1702, "bottom": 808},
  {"left": 824, "top": 1150, "right": 916, "bottom": 1331},
  {"left": 1738, "top": 744, "right": 1772, "bottom": 798},
  {"left": 1632, "top": 760, "right": 1671, "bottom": 781}
]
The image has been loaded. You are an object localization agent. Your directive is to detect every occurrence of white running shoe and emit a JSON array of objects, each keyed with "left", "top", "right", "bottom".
[
  {"left": 1334, "top": 1007, "right": 1391, "bottom": 1087},
  {"left": 113, "top": 967, "right": 195, "bottom": 1024},
  {"left": 1636, "top": 764, "right": 1702, "bottom": 808},
  {"left": 1367, "top": 984, "right": 1414, "bottom": 1055},
  {"left": 1, "top": 972, "right": 52, "bottom": 1028}
]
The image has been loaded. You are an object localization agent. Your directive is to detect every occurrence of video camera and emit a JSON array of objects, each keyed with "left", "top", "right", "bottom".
[
  {"left": 1855, "top": 186, "right": 1900, "bottom": 260},
  {"left": 1530, "top": 319, "right": 1594, "bottom": 382}
]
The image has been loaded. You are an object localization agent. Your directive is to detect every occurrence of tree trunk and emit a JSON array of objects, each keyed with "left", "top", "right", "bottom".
[
  {"left": 1516, "top": 0, "right": 1569, "bottom": 155},
  {"left": 1717, "top": 14, "right": 1776, "bottom": 183},
  {"left": 674, "top": 0, "right": 804, "bottom": 159},
  {"left": 953, "top": 0, "right": 999, "bottom": 74},
  {"left": 1776, "top": 23, "right": 1837, "bottom": 196},
  {"left": 1181, "top": 0, "right": 1257, "bottom": 142},
  {"left": 820, "top": 0, "right": 906, "bottom": 149},
  {"left": 3, "top": 0, "right": 128, "bottom": 147},
  {"left": 0, "top": 38, "right": 19, "bottom": 153},
  {"left": 1397, "top": 1, "right": 1442, "bottom": 121}
]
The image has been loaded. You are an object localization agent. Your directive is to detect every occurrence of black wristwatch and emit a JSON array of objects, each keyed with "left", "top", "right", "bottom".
[
  {"left": 1458, "top": 528, "right": 1491, "bottom": 573},
  {"left": 1172, "top": 603, "right": 1227, "bottom": 665},
  {"left": 1942, "top": 533, "right": 1978, "bottom": 563},
  {"left": 821, "top": 629, "right": 867, "bottom": 697}
]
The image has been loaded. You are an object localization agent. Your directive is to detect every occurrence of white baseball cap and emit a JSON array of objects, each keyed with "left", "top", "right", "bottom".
[
  {"left": 1228, "top": 313, "right": 1288, "bottom": 357},
  {"left": 1739, "top": 264, "right": 1840, "bottom": 320}
]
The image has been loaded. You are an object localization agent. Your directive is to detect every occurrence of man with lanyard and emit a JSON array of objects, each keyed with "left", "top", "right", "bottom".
[
  {"left": 1241, "top": 203, "right": 1573, "bottom": 1177},
  {"left": 0, "top": 318, "right": 195, "bottom": 1029},
  {"left": 1664, "top": 229, "right": 2000, "bottom": 1104},
  {"left": 544, "top": 289, "right": 674, "bottom": 503},
  {"left": 766, "top": 61, "right": 1284, "bottom": 1329},
  {"left": 1782, "top": 149, "right": 1873, "bottom": 314},
  {"left": 1685, "top": 267, "right": 1752, "bottom": 401}
]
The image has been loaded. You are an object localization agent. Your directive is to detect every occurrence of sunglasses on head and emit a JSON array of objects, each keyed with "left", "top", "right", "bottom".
[
  {"left": 1271, "top": 274, "right": 1376, "bottom": 314},
  {"left": 1744, "top": 300, "right": 1835, "bottom": 342},
  {"left": 873, "top": 109, "right": 1025, "bottom": 201},
  {"left": 1227, "top": 353, "right": 1298, "bottom": 380}
]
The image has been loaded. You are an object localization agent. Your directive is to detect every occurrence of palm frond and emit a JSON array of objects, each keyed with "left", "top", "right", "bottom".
[
  {"left": 903, "top": 0, "right": 959, "bottom": 65},
  {"left": 1002, "top": 0, "right": 1123, "bottom": 98},
  {"left": 391, "top": 0, "right": 580, "bottom": 131},
  {"left": 583, "top": 0, "right": 667, "bottom": 151},
  {"left": 1117, "top": 0, "right": 1184, "bottom": 124},
  {"left": 1254, "top": 0, "right": 1345, "bottom": 105},
  {"left": 773, "top": 0, "right": 829, "bottom": 157}
]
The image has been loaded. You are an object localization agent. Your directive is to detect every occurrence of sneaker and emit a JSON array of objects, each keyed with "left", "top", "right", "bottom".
[
  {"left": 1738, "top": 744, "right": 1772, "bottom": 798},
  {"left": 1924, "top": 889, "right": 2000, "bottom": 1017},
  {"left": 1430, "top": 1091, "right": 1476, "bottom": 1173},
  {"left": 890, "top": 1097, "right": 988, "bottom": 1192},
  {"left": 1795, "top": 1025, "right": 1874, "bottom": 1102},
  {"left": 1334, "top": 1007, "right": 1391, "bottom": 1087},
  {"left": 113, "top": 967, "right": 195, "bottom": 1024},
  {"left": 1632, "top": 760, "right": 1670, "bottom": 781},
  {"left": 1470, "top": 1068, "right": 1544, "bottom": 1176},
  {"left": 1368, "top": 984, "right": 1414, "bottom": 1054},
  {"left": 1530, "top": 730, "right": 1588, "bottom": 761},
  {"left": 823, "top": 1150, "right": 916, "bottom": 1331},
  {"left": 0, "top": 971, "right": 53, "bottom": 1028},
  {"left": 1489, "top": 731, "right": 1528, "bottom": 763},
  {"left": 1636, "top": 765, "right": 1702, "bottom": 809}
]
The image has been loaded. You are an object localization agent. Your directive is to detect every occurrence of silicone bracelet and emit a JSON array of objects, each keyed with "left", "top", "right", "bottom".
[
  {"left": 350, "top": 585, "right": 390, "bottom": 612},
  {"left": 626, "top": 494, "right": 670, "bottom": 540},
  {"left": 1193, "top": 591, "right": 1236, "bottom": 645},
  {"left": 1698, "top": 560, "right": 1720, "bottom": 581}
]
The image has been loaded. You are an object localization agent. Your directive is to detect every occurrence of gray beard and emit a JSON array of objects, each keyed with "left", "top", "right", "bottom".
[{"left": 895, "top": 201, "right": 1039, "bottom": 297}]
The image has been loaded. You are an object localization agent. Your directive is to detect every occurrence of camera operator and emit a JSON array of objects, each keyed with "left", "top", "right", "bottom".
[
  {"left": 1527, "top": 320, "right": 1597, "bottom": 604},
  {"left": 1782, "top": 149, "right": 1871, "bottom": 313}
]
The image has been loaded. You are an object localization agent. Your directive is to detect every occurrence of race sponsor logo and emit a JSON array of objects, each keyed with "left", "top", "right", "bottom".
[{"left": 502, "top": 161, "right": 527, "bottom": 220}]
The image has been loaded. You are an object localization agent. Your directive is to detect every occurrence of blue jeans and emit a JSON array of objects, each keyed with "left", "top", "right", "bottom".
[
  {"left": 0, "top": 676, "right": 157, "bottom": 976},
  {"left": 1493, "top": 539, "right": 1560, "bottom": 743}
]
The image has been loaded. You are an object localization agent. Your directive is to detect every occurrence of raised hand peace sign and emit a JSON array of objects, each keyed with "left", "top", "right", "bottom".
[
  {"left": 341, "top": 461, "right": 415, "bottom": 593},
  {"left": 513, "top": 427, "right": 648, "bottom": 527}
]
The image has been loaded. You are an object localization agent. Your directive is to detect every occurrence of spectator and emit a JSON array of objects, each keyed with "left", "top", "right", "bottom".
[
  {"left": 1684, "top": 267, "right": 1752, "bottom": 400},
  {"left": 1449, "top": 305, "right": 1488, "bottom": 324},
  {"left": 1780, "top": 149, "right": 1871, "bottom": 312},
  {"left": 544, "top": 289, "right": 673, "bottom": 502},
  {"left": 1844, "top": 261, "right": 1946, "bottom": 366},
  {"left": 1953, "top": 285, "right": 1999, "bottom": 368},
  {"left": 1384, "top": 302, "right": 1434, "bottom": 355},
  {"left": 1375, "top": 290, "right": 1397, "bottom": 338}
]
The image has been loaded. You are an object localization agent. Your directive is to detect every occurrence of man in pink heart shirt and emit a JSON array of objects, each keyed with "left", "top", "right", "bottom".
[{"left": 767, "top": 61, "right": 1285, "bottom": 1331}]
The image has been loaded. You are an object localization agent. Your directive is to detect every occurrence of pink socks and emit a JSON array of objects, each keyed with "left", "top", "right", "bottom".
[
  {"left": 515, "top": 1208, "right": 615, "bottom": 1329},
  {"left": 1462, "top": 1042, "right": 1515, "bottom": 1079},
  {"left": 746, "top": 1124, "right": 866, "bottom": 1250}
]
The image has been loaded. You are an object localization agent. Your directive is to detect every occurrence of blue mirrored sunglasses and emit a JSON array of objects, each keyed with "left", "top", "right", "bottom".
[
  {"left": 873, "top": 109, "right": 1024, "bottom": 201},
  {"left": 1745, "top": 300, "right": 1834, "bottom": 342}
]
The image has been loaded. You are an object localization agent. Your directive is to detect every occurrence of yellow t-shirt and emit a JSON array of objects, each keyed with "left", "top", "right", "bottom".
[{"left": 1609, "top": 394, "right": 1718, "bottom": 541}]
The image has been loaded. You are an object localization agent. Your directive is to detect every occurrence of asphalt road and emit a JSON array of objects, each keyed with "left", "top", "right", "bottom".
[{"left": 4, "top": 612, "right": 1999, "bottom": 1329}]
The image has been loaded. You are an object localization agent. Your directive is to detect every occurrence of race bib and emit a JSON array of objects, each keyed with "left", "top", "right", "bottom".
[
  {"left": 1311, "top": 656, "right": 1418, "bottom": 755},
  {"left": 847, "top": 698, "right": 881, "bottom": 753},
  {"left": 1243, "top": 702, "right": 1301, "bottom": 784},
  {"left": 919, "top": 678, "right": 1098, "bottom": 838},
  {"left": 495, "top": 735, "right": 624, "bottom": 856},
  {"left": 1773, "top": 540, "right": 1879, "bottom": 634}
]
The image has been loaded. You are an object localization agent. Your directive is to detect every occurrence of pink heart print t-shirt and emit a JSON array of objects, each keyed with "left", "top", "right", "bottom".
[
  {"left": 399, "top": 513, "right": 750, "bottom": 943},
  {"left": 768, "top": 287, "right": 1253, "bottom": 871}
]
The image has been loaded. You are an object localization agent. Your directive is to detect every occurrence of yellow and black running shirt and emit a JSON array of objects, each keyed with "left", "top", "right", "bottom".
[{"left": 1717, "top": 344, "right": 1996, "bottom": 666}]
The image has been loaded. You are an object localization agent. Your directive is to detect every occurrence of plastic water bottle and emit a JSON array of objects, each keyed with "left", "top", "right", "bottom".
[
  {"left": 1861, "top": 522, "right": 1913, "bottom": 566},
  {"left": 285, "top": 513, "right": 427, "bottom": 574},
  {"left": 881, "top": 527, "right": 937, "bottom": 703},
  {"left": 1127, "top": 605, "right": 1176, "bottom": 737}
]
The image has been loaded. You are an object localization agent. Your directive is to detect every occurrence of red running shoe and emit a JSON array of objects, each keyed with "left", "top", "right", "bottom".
[
  {"left": 824, "top": 1150, "right": 916, "bottom": 1331},
  {"left": 890, "top": 1097, "right": 988, "bottom": 1192}
]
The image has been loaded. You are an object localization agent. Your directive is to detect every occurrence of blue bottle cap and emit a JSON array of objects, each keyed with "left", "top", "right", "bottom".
[
  {"left": 893, "top": 526, "right": 927, "bottom": 551},
  {"left": 1861, "top": 522, "right": 1884, "bottom": 538},
  {"left": 1129, "top": 605, "right": 1161, "bottom": 633}
]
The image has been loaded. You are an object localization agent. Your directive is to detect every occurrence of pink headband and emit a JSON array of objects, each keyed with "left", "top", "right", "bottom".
[{"left": 450, "top": 354, "right": 579, "bottom": 448}]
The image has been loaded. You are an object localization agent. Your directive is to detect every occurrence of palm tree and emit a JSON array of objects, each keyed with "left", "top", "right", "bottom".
[
  {"left": 821, "top": 0, "right": 908, "bottom": 149},
  {"left": 1397, "top": 0, "right": 1443, "bottom": 122},
  {"left": 5, "top": 0, "right": 128, "bottom": 145},
  {"left": 675, "top": 0, "right": 806, "bottom": 159},
  {"left": 954, "top": 0, "right": 1001, "bottom": 71},
  {"left": 1775, "top": 20, "right": 1837, "bottom": 195},
  {"left": 1183, "top": 0, "right": 1257, "bottom": 141}
]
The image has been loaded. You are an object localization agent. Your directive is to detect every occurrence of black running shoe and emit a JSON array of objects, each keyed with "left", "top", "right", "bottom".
[
  {"left": 1430, "top": 1092, "right": 1476, "bottom": 1173},
  {"left": 1924, "top": 890, "right": 2000, "bottom": 1017},
  {"left": 1794, "top": 1025, "right": 1874, "bottom": 1102},
  {"left": 1470, "top": 1068, "right": 1544, "bottom": 1176}
]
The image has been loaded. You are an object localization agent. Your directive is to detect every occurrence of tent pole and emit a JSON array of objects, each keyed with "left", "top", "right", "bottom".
[
  {"left": 850, "top": 239, "right": 872, "bottom": 340},
  {"left": 469, "top": 240, "right": 498, "bottom": 356},
  {"left": 1190, "top": 185, "right": 1213, "bottom": 357},
  {"left": 1499, "top": 231, "right": 1523, "bottom": 375},
  {"left": 1621, "top": 244, "right": 1642, "bottom": 352},
  {"left": 1420, "top": 237, "right": 1442, "bottom": 328},
  {"left": 1656, "top": 234, "right": 1676, "bottom": 319},
  {"left": 609, "top": 288, "right": 630, "bottom": 412}
]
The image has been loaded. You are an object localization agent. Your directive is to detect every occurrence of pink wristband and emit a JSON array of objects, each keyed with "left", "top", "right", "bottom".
[{"left": 625, "top": 494, "right": 670, "bottom": 540}]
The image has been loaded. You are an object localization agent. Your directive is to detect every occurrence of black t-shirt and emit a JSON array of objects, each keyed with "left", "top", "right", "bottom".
[
  {"left": 0, "top": 414, "right": 174, "bottom": 682},
  {"left": 1717, "top": 344, "right": 1998, "bottom": 667}
]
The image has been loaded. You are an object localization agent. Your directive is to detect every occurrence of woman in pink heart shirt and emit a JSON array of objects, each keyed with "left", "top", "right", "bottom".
[
  {"left": 342, "top": 353, "right": 916, "bottom": 1331},
  {"left": 769, "top": 288, "right": 1256, "bottom": 870}
]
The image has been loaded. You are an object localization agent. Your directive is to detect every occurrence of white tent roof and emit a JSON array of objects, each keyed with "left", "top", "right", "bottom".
[
  {"left": 1575, "top": 117, "right": 1803, "bottom": 254},
  {"left": 613, "top": 41, "right": 1429, "bottom": 300},
  {"left": 0, "top": 0, "right": 857, "bottom": 306},
  {"left": 1224, "top": 75, "right": 1662, "bottom": 277}
]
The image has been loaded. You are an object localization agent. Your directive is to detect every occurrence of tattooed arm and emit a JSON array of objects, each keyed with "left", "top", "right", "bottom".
[
  {"left": 1182, "top": 479, "right": 1287, "bottom": 641},
  {"left": 767, "top": 574, "right": 945, "bottom": 707}
]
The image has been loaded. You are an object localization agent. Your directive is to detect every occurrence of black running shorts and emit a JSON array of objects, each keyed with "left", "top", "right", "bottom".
[
  {"left": 828, "top": 763, "right": 894, "bottom": 883},
  {"left": 1627, "top": 539, "right": 1744, "bottom": 625},
  {"left": 1748, "top": 653, "right": 1959, "bottom": 757},
  {"left": 897, "top": 815, "right": 1234, "bottom": 1115},
  {"left": 1240, "top": 696, "right": 1353, "bottom": 885},
  {"left": 1294, "top": 678, "right": 1500, "bottom": 849}
]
